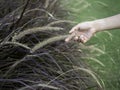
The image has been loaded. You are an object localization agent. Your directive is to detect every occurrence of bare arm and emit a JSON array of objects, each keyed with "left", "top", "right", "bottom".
[
  {"left": 65, "top": 14, "right": 120, "bottom": 43},
  {"left": 93, "top": 14, "right": 120, "bottom": 32}
]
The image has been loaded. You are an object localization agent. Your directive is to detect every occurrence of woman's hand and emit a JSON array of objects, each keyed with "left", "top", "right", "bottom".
[
  {"left": 65, "top": 14, "right": 120, "bottom": 43},
  {"left": 65, "top": 21, "right": 97, "bottom": 43}
]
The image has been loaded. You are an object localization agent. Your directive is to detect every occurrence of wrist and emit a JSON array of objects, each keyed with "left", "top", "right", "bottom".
[{"left": 92, "top": 19, "right": 106, "bottom": 32}]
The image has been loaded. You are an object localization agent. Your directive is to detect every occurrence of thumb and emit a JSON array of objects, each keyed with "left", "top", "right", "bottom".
[{"left": 69, "top": 22, "right": 92, "bottom": 33}]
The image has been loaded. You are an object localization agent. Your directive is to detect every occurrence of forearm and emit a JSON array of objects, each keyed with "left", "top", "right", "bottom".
[{"left": 93, "top": 14, "right": 120, "bottom": 32}]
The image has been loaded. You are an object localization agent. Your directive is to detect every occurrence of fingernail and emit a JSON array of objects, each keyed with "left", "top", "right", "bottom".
[
  {"left": 69, "top": 29, "right": 75, "bottom": 33},
  {"left": 74, "top": 36, "right": 78, "bottom": 40},
  {"left": 69, "top": 31, "right": 72, "bottom": 33},
  {"left": 80, "top": 35, "right": 87, "bottom": 43},
  {"left": 65, "top": 38, "right": 69, "bottom": 42}
]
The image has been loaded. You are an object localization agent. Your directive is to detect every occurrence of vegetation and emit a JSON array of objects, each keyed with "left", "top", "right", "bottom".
[
  {"left": 63, "top": 0, "right": 120, "bottom": 90},
  {"left": 0, "top": 0, "right": 104, "bottom": 90}
]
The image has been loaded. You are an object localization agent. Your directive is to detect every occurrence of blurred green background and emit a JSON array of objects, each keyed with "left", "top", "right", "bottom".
[{"left": 62, "top": 0, "right": 120, "bottom": 90}]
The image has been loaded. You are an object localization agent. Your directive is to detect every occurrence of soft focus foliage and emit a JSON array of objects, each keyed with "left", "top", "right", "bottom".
[
  {"left": 0, "top": 0, "right": 103, "bottom": 90},
  {"left": 63, "top": 0, "right": 120, "bottom": 90}
]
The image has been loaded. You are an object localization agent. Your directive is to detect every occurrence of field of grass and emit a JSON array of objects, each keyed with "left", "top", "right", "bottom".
[
  {"left": 1, "top": 0, "right": 120, "bottom": 89},
  {"left": 63, "top": 0, "right": 120, "bottom": 90},
  {"left": 0, "top": 0, "right": 104, "bottom": 89}
]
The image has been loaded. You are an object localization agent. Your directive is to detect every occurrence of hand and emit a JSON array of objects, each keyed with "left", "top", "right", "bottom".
[{"left": 65, "top": 21, "right": 97, "bottom": 43}]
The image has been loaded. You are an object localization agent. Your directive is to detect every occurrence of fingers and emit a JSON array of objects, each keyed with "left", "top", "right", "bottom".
[
  {"left": 65, "top": 32, "right": 75, "bottom": 42},
  {"left": 65, "top": 31, "right": 89, "bottom": 43},
  {"left": 74, "top": 36, "right": 79, "bottom": 40},
  {"left": 69, "top": 27, "right": 77, "bottom": 33},
  {"left": 69, "top": 25, "right": 80, "bottom": 33},
  {"left": 66, "top": 21, "right": 94, "bottom": 43},
  {"left": 78, "top": 35, "right": 88, "bottom": 43}
]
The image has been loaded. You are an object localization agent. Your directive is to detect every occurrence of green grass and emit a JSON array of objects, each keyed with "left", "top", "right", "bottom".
[{"left": 63, "top": 0, "right": 120, "bottom": 90}]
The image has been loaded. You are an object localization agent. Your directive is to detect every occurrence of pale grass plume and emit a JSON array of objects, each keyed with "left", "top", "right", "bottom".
[
  {"left": 19, "top": 16, "right": 44, "bottom": 30},
  {"left": 1, "top": 41, "right": 31, "bottom": 51},
  {"left": 3, "top": 54, "right": 42, "bottom": 77},
  {"left": 95, "top": 1, "right": 108, "bottom": 7},
  {"left": 47, "top": 66, "right": 103, "bottom": 88},
  {"left": 32, "top": 35, "right": 68, "bottom": 53},
  {"left": 49, "top": 0, "right": 58, "bottom": 9},
  {"left": 18, "top": 83, "right": 59, "bottom": 90},
  {"left": 2, "top": 5, "right": 24, "bottom": 20},
  {"left": 104, "top": 31, "right": 113, "bottom": 41},
  {"left": 93, "top": 70, "right": 105, "bottom": 89},
  {"left": 23, "top": 8, "right": 55, "bottom": 19},
  {"left": 78, "top": 44, "right": 105, "bottom": 57},
  {"left": 101, "top": 45, "right": 106, "bottom": 51},
  {"left": 80, "top": 1, "right": 91, "bottom": 11},
  {"left": 106, "top": 54, "right": 116, "bottom": 64},
  {"left": 92, "top": 47, "right": 105, "bottom": 54},
  {"left": 3, "top": 57, "right": 25, "bottom": 77},
  {"left": 68, "top": 0, "right": 91, "bottom": 13},
  {"left": 44, "top": 0, "right": 50, "bottom": 8},
  {"left": 47, "top": 20, "right": 76, "bottom": 26},
  {"left": 12, "top": 26, "right": 63, "bottom": 41},
  {"left": 88, "top": 45, "right": 106, "bottom": 54},
  {"left": 81, "top": 57, "right": 105, "bottom": 67},
  {"left": 4, "top": 54, "right": 44, "bottom": 77},
  {"left": 64, "top": 0, "right": 87, "bottom": 8}
]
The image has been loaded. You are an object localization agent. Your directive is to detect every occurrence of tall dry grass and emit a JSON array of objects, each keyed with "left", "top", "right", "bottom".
[{"left": 0, "top": 0, "right": 104, "bottom": 90}]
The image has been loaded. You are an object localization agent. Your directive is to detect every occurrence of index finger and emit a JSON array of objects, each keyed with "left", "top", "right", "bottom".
[
  {"left": 65, "top": 32, "right": 75, "bottom": 42},
  {"left": 69, "top": 26, "right": 79, "bottom": 33}
]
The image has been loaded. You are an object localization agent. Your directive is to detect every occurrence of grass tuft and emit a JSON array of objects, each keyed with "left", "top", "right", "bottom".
[
  {"left": 0, "top": 0, "right": 104, "bottom": 90},
  {"left": 32, "top": 35, "right": 68, "bottom": 52},
  {"left": 12, "top": 26, "right": 64, "bottom": 41}
]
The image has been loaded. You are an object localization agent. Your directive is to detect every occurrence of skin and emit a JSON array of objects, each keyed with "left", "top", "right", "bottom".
[{"left": 65, "top": 14, "right": 120, "bottom": 43}]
